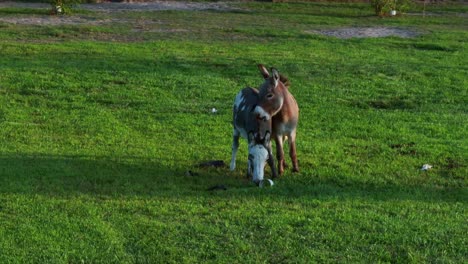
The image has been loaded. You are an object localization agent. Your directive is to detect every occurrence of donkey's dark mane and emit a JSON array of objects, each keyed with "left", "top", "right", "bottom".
[{"left": 279, "top": 74, "right": 290, "bottom": 88}]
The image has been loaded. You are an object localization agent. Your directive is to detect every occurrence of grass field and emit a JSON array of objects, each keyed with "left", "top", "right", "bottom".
[{"left": 0, "top": 1, "right": 467, "bottom": 263}]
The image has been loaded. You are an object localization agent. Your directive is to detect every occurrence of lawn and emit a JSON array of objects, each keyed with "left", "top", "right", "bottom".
[{"left": 0, "top": 1, "right": 466, "bottom": 263}]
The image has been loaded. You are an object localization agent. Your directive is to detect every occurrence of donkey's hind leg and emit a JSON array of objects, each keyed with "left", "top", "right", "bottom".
[
  {"left": 230, "top": 129, "right": 240, "bottom": 171},
  {"left": 288, "top": 130, "right": 299, "bottom": 172}
]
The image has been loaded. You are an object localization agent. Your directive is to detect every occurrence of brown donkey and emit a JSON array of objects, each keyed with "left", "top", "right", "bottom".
[{"left": 254, "top": 64, "right": 299, "bottom": 175}]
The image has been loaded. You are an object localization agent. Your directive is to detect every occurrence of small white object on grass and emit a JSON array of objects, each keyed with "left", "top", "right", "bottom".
[
  {"left": 259, "top": 179, "right": 274, "bottom": 188},
  {"left": 421, "top": 164, "right": 433, "bottom": 171},
  {"left": 211, "top": 108, "right": 218, "bottom": 114}
]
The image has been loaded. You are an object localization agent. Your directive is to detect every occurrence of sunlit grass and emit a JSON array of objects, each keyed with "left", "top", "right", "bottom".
[{"left": 0, "top": 2, "right": 466, "bottom": 262}]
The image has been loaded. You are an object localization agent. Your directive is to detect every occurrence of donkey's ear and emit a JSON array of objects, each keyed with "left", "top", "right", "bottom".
[
  {"left": 271, "top": 68, "right": 280, "bottom": 81},
  {"left": 271, "top": 68, "right": 280, "bottom": 87},
  {"left": 258, "top": 64, "right": 270, "bottom": 79}
]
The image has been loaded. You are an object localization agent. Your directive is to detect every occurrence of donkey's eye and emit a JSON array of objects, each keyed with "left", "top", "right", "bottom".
[{"left": 266, "top": 93, "right": 274, "bottom": 99}]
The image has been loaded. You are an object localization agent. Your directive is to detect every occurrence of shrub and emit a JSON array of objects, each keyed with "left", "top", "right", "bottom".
[
  {"left": 395, "top": 0, "right": 414, "bottom": 13},
  {"left": 370, "top": 0, "right": 413, "bottom": 16},
  {"left": 370, "top": 0, "right": 392, "bottom": 16},
  {"left": 49, "top": 0, "right": 87, "bottom": 14}
]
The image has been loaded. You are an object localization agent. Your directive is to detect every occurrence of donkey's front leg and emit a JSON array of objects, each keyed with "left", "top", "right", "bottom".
[
  {"left": 230, "top": 129, "right": 240, "bottom": 171},
  {"left": 267, "top": 144, "right": 278, "bottom": 178},
  {"left": 275, "top": 135, "right": 285, "bottom": 175}
]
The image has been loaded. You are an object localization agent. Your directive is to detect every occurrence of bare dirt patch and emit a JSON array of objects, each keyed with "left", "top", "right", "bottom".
[
  {"left": 0, "top": 16, "right": 128, "bottom": 26},
  {"left": 0, "top": 1, "right": 240, "bottom": 26},
  {"left": 0, "top": 2, "right": 50, "bottom": 9},
  {"left": 81, "top": 1, "right": 238, "bottom": 12},
  {"left": 0, "top": 1, "right": 238, "bottom": 12},
  {"left": 307, "top": 27, "right": 420, "bottom": 39},
  {"left": 1, "top": 2, "right": 419, "bottom": 39}
]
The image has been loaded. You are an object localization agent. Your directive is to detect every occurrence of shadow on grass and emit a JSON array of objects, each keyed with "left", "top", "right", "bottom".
[
  {"left": 0, "top": 154, "right": 465, "bottom": 203},
  {"left": 0, "top": 153, "right": 231, "bottom": 197}
]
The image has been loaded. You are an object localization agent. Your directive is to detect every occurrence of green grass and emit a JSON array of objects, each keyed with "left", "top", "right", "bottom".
[{"left": 0, "top": 2, "right": 467, "bottom": 263}]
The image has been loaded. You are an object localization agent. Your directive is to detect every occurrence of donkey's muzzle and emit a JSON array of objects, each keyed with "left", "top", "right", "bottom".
[{"left": 253, "top": 179, "right": 261, "bottom": 186}]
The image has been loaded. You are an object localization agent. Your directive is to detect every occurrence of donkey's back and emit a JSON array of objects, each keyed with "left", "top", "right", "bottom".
[{"left": 232, "top": 87, "right": 260, "bottom": 139}]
